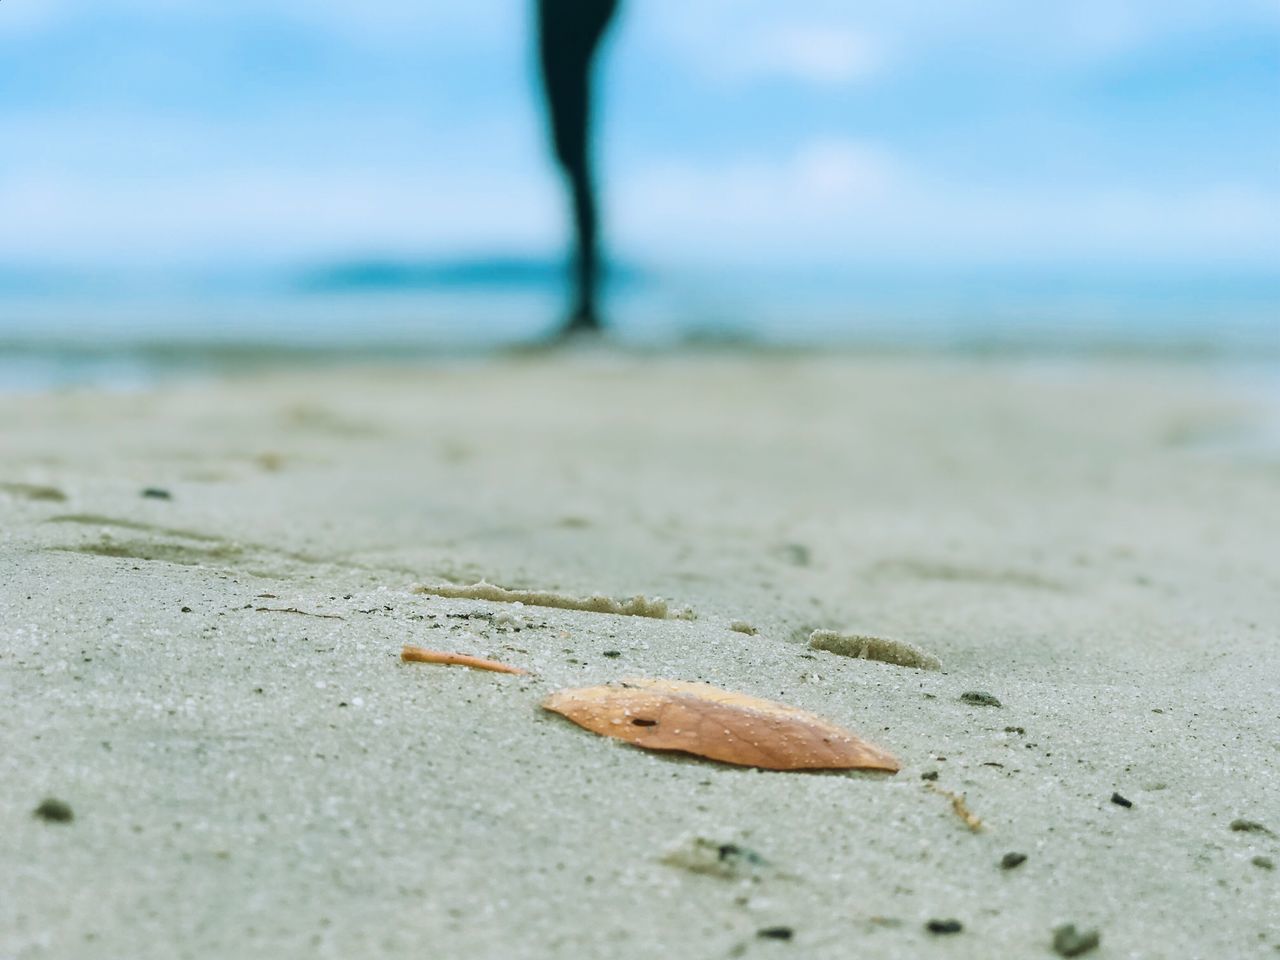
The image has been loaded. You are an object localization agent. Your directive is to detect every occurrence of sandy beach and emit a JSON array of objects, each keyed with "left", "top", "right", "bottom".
[{"left": 1, "top": 351, "right": 1277, "bottom": 959}]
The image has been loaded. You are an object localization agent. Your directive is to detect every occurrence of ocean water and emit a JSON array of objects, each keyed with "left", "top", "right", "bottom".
[{"left": 0, "top": 261, "right": 1277, "bottom": 390}]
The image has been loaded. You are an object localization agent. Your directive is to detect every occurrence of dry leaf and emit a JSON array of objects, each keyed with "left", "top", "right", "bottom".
[
  {"left": 401, "top": 645, "right": 528, "bottom": 675},
  {"left": 541, "top": 679, "right": 899, "bottom": 772}
]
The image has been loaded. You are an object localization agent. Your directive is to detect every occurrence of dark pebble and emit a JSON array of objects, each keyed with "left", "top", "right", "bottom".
[
  {"left": 602, "top": 650, "right": 622, "bottom": 658},
  {"left": 757, "top": 926, "right": 793, "bottom": 941},
  {"left": 1230, "top": 818, "right": 1273, "bottom": 835},
  {"left": 1110, "top": 792, "right": 1133, "bottom": 808},
  {"left": 1000, "top": 852, "right": 1027, "bottom": 870},
  {"left": 33, "top": 797, "right": 74, "bottom": 823},
  {"left": 718, "top": 843, "right": 767, "bottom": 868},
  {"left": 180, "top": 606, "right": 192, "bottom": 613},
  {"left": 1052, "top": 924, "right": 1100, "bottom": 957},
  {"left": 959, "top": 691, "right": 1001, "bottom": 707},
  {"left": 1252, "top": 856, "right": 1274, "bottom": 870},
  {"left": 926, "top": 919, "right": 963, "bottom": 935},
  {"left": 921, "top": 770, "right": 939, "bottom": 781},
  {"left": 141, "top": 487, "right": 172, "bottom": 500}
]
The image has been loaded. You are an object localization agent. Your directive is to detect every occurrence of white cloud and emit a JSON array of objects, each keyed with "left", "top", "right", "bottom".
[
  {"left": 629, "top": 0, "right": 1280, "bottom": 87},
  {"left": 7, "top": 134, "right": 1277, "bottom": 269},
  {"left": 0, "top": 0, "right": 70, "bottom": 36},
  {"left": 0, "top": 0, "right": 520, "bottom": 50},
  {"left": 0, "top": 167, "right": 557, "bottom": 262},
  {"left": 260, "top": 1, "right": 517, "bottom": 47},
  {"left": 759, "top": 25, "right": 883, "bottom": 85},
  {"left": 792, "top": 139, "right": 895, "bottom": 201},
  {"left": 709, "top": 23, "right": 885, "bottom": 87},
  {"left": 632, "top": 3, "right": 887, "bottom": 87},
  {"left": 615, "top": 141, "right": 1280, "bottom": 267},
  {"left": 618, "top": 138, "right": 895, "bottom": 240}
]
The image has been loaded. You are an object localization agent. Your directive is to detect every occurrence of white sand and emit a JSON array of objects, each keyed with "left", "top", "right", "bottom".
[{"left": 1, "top": 352, "right": 1277, "bottom": 958}]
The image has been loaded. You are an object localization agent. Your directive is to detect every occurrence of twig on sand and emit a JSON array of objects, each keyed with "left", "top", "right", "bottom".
[
  {"left": 400, "top": 645, "right": 529, "bottom": 675},
  {"left": 926, "top": 782, "right": 984, "bottom": 832},
  {"left": 255, "top": 606, "right": 345, "bottom": 620}
]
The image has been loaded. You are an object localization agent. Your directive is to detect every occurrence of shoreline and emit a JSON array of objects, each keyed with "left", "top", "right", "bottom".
[{"left": 4, "top": 337, "right": 1280, "bottom": 400}]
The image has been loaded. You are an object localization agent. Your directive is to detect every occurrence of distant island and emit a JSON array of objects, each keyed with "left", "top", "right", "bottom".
[{"left": 298, "top": 255, "right": 644, "bottom": 293}]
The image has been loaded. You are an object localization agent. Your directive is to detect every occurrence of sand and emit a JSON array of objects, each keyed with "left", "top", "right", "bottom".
[{"left": 1, "top": 351, "right": 1277, "bottom": 959}]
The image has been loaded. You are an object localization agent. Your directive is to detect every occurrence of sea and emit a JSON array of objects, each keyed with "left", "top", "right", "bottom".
[{"left": 1, "top": 258, "right": 1277, "bottom": 392}]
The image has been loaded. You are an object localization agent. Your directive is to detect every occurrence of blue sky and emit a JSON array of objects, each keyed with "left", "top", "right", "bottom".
[{"left": 2, "top": 0, "right": 1278, "bottom": 272}]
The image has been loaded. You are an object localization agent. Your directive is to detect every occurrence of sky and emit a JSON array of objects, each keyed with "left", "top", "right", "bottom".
[{"left": 2, "top": 0, "right": 1278, "bottom": 273}]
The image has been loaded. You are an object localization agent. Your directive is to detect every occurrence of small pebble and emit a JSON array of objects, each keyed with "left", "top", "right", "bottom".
[
  {"left": 33, "top": 797, "right": 74, "bottom": 823},
  {"left": 492, "top": 612, "right": 525, "bottom": 631},
  {"left": 602, "top": 650, "right": 622, "bottom": 658},
  {"left": 920, "top": 770, "right": 939, "bottom": 781},
  {"left": 1000, "top": 852, "right": 1027, "bottom": 870},
  {"left": 141, "top": 487, "right": 172, "bottom": 500},
  {"left": 1052, "top": 924, "right": 1100, "bottom": 957},
  {"left": 756, "top": 926, "right": 793, "bottom": 941},
  {"left": 717, "top": 843, "right": 765, "bottom": 866},
  {"left": 1110, "top": 792, "right": 1133, "bottom": 808},
  {"left": 925, "top": 919, "right": 963, "bottom": 935},
  {"left": 662, "top": 836, "right": 769, "bottom": 880},
  {"left": 959, "top": 691, "right": 1001, "bottom": 707},
  {"left": 1252, "top": 856, "right": 1274, "bottom": 870},
  {"left": 180, "top": 606, "right": 192, "bottom": 613}
]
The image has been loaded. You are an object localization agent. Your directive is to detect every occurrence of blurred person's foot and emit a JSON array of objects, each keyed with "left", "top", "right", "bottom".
[
  {"left": 551, "top": 307, "right": 604, "bottom": 343},
  {"left": 560, "top": 305, "right": 601, "bottom": 334},
  {"left": 504, "top": 311, "right": 607, "bottom": 356}
]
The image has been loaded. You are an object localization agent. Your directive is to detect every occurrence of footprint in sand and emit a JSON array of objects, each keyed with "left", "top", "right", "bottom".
[
  {"left": 45, "top": 513, "right": 444, "bottom": 584},
  {"left": 870, "top": 557, "right": 1063, "bottom": 592},
  {"left": 0, "top": 482, "right": 68, "bottom": 502}
]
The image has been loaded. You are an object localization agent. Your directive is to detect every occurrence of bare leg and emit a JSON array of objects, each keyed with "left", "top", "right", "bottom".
[{"left": 537, "top": 0, "right": 619, "bottom": 334}]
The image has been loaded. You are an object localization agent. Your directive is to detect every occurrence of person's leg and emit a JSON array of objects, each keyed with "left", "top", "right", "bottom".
[
  {"left": 566, "top": 146, "right": 599, "bottom": 328},
  {"left": 537, "top": 0, "right": 619, "bottom": 332}
]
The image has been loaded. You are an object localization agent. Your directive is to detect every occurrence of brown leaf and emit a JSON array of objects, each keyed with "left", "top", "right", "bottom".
[{"left": 541, "top": 679, "right": 900, "bottom": 772}]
